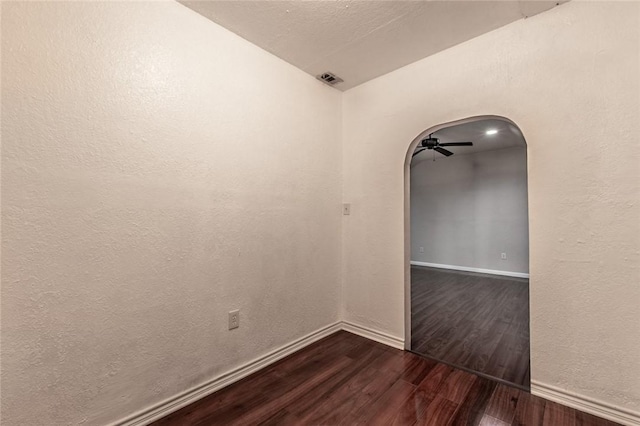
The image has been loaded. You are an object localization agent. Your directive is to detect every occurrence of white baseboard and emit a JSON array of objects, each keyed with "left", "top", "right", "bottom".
[
  {"left": 410, "top": 260, "right": 530, "bottom": 279},
  {"left": 115, "top": 322, "right": 342, "bottom": 426},
  {"left": 341, "top": 321, "right": 405, "bottom": 350},
  {"left": 115, "top": 321, "right": 404, "bottom": 426},
  {"left": 112, "top": 323, "right": 640, "bottom": 426},
  {"left": 531, "top": 381, "right": 640, "bottom": 426}
]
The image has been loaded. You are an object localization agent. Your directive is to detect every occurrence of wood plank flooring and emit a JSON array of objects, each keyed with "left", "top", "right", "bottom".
[
  {"left": 411, "top": 266, "right": 530, "bottom": 388},
  {"left": 152, "top": 331, "right": 618, "bottom": 426}
]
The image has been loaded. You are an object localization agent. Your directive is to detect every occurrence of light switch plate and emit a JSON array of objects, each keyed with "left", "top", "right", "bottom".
[{"left": 228, "top": 310, "right": 239, "bottom": 330}]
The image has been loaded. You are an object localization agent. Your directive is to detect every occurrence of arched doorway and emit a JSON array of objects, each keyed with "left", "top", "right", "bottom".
[{"left": 404, "top": 116, "right": 530, "bottom": 389}]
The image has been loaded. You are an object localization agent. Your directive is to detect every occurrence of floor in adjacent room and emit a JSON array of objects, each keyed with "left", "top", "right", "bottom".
[
  {"left": 152, "top": 331, "right": 618, "bottom": 426},
  {"left": 411, "top": 266, "right": 530, "bottom": 389}
]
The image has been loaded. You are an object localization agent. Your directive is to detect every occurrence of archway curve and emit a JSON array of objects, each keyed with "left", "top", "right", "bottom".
[{"left": 402, "top": 115, "right": 529, "bottom": 351}]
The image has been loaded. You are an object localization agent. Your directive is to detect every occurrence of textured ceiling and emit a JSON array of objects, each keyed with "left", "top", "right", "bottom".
[
  {"left": 412, "top": 118, "right": 526, "bottom": 162},
  {"left": 179, "top": 0, "right": 563, "bottom": 91}
]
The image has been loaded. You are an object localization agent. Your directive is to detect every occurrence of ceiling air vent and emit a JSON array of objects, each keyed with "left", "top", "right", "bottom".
[{"left": 317, "top": 72, "right": 343, "bottom": 86}]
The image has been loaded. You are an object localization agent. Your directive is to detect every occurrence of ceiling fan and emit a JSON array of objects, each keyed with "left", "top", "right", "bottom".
[{"left": 413, "top": 134, "right": 473, "bottom": 158}]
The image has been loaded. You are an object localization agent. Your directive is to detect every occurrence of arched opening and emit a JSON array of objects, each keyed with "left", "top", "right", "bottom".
[{"left": 404, "top": 115, "right": 530, "bottom": 389}]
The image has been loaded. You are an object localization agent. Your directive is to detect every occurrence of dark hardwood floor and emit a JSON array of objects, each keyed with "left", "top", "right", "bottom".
[
  {"left": 153, "top": 331, "right": 618, "bottom": 426},
  {"left": 411, "top": 266, "right": 530, "bottom": 388}
]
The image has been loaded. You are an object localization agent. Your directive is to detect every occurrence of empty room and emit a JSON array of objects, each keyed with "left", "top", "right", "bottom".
[{"left": 2, "top": 1, "right": 639, "bottom": 426}]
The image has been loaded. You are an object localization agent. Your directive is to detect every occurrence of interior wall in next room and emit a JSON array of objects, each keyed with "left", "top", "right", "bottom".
[{"left": 411, "top": 146, "right": 529, "bottom": 274}]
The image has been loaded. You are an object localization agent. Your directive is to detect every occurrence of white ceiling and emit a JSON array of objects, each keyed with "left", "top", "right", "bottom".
[
  {"left": 412, "top": 118, "right": 526, "bottom": 162},
  {"left": 179, "top": 0, "right": 563, "bottom": 91}
]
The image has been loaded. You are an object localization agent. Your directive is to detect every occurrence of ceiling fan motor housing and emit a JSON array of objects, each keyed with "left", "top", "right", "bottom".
[{"left": 422, "top": 137, "right": 438, "bottom": 148}]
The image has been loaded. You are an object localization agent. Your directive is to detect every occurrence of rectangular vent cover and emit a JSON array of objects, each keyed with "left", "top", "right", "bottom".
[{"left": 317, "top": 72, "right": 343, "bottom": 86}]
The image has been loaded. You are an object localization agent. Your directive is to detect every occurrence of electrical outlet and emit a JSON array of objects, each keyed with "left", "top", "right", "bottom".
[
  {"left": 501, "top": 253, "right": 507, "bottom": 260},
  {"left": 343, "top": 203, "right": 351, "bottom": 215},
  {"left": 228, "top": 310, "right": 239, "bottom": 330},
  {"left": 419, "top": 247, "right": 424, "bottom": 253}
]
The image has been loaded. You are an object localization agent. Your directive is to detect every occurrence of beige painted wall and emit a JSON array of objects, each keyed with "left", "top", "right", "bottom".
[
  {"left": 343, "top": 0, "right": 639, "bottom": 415},
  {"left": 1, "top": 2, "right": 342, "bottom": 425},
  {"left": 2, "top": 0, "right": 640, "bottom": 424}
]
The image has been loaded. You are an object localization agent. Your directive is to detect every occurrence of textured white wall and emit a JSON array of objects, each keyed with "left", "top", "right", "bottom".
[
  {"left": 411, "top": 146, "right": 529, "bottom": 274},
  {"left": 343, "top": 1, "right": 639, "bottom": 414},
  {"left": 2, "top": 0, "right": 640, "bottom": 423},
  {"left": 1, "top": 2, "right": 342, "bottom": 425}
]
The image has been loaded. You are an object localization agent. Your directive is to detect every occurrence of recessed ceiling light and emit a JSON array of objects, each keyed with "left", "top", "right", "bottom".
[{"left": 486, "top": 129, "right": 498, "bottom": 135}]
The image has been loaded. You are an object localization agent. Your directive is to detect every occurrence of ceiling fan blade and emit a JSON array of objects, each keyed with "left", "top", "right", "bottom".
[
  {"left": 412, "top": 148, "right": 427, "bottom": 158},
  {"left": 434, "top": 147, "right": 454, "bottom": 157},
  {"left": 439, "top": 142, "right": 473, "bottom": 147}
]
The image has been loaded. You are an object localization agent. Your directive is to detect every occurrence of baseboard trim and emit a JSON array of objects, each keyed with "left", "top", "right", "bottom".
[
  {"left": 341, "top": 321, "right": 405, "bottom": 350},
  {"left": 115, "top": 321, "right": 342, "bottom": 426},
  {"left": 531, "top": 381, "right": 640, "bottom": 426},
  {"left": 114, "top": 320, "right": 640, "bottom": 426},
  {"left": 410, "top": 260, "right": 530, "bottom": 279}
]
